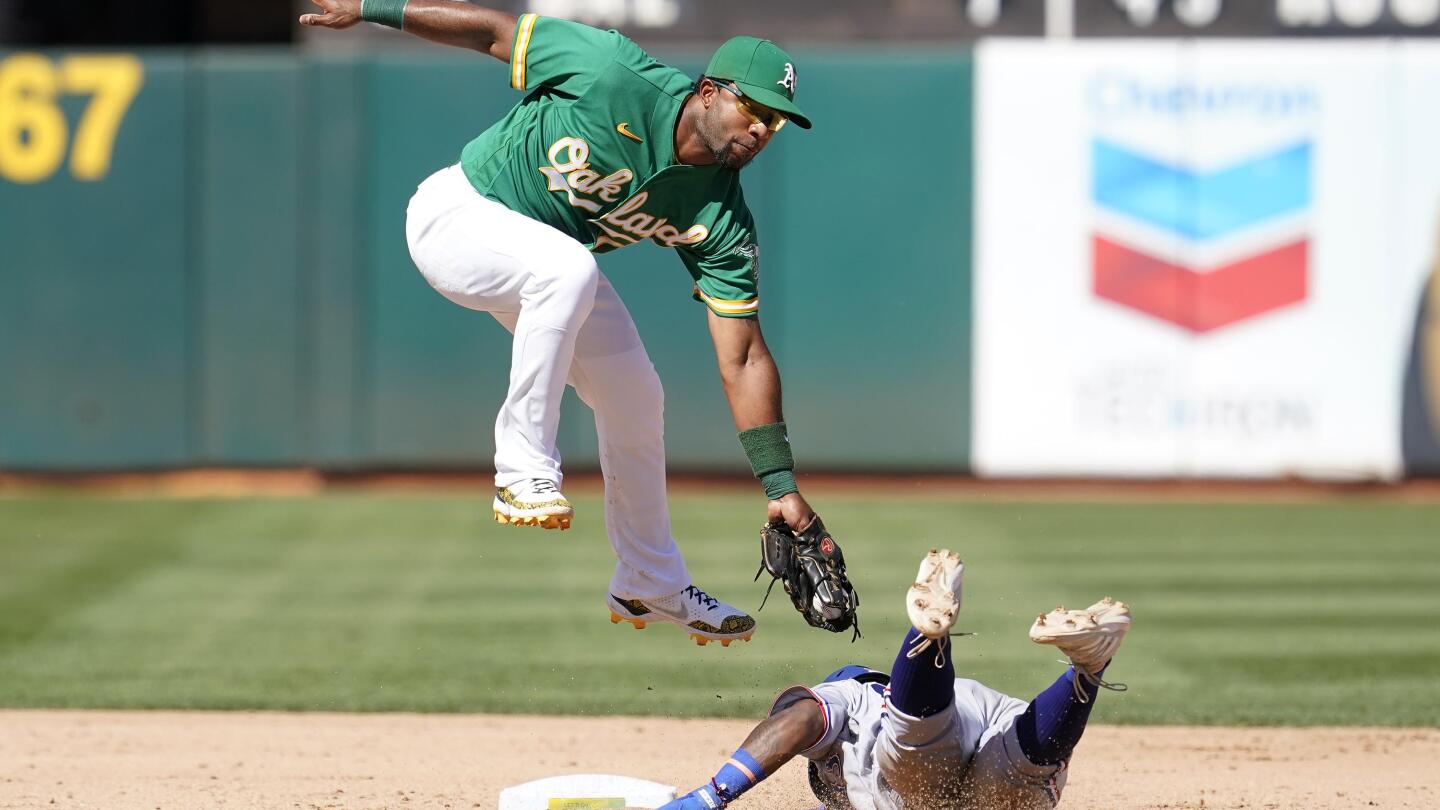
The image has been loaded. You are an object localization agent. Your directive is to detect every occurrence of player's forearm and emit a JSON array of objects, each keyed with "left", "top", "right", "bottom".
[
  {"left": 737, "top": 700, "right": 827, "bottom": 774},
  {"left": 662, "top": 702, "right": 825, "bottom": 809},
  {"left": 717, "top": 347, "right": 783, "bottom": 430},
  {"left": 399, "top": 0, "right": 517, "bottom": 60},
  {"left": 708, "top": 311, "right": 784, "bottom": 430},
  {"left": 300, "top": 0, "right": 516, "bottom": 60}
]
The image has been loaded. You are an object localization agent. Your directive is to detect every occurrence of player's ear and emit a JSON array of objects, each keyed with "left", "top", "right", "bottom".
[{"left": 697, "top": 77, "right": 718, "bottom": 106}]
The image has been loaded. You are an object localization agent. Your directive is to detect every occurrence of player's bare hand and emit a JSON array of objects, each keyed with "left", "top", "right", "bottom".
[
  {"left": 299, "top": 0, "right": 363, "bottom": 29},
  {"left": 767, "top": 491, "right": 816, "bottom": 533}
]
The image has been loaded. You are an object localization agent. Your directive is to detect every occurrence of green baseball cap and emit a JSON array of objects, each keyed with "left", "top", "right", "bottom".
[{"left": 704, "top": 36, "right": 811, "bottom": 129}]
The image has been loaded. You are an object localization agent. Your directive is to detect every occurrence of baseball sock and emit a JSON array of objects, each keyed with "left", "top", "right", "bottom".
[
  {"left": 1014, "top": 664, "right": 1107, "bottom": 766},
  {"left": 888, "top": 628, "right": 955, "bottom": 718},
  {"left": 710, "top": 748, "right": 763, "bottom": 805}
]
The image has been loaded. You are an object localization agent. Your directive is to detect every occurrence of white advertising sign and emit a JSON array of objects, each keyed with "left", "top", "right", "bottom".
[{"left": 973, "top": 40, "right": 1436, "bottom": 478}]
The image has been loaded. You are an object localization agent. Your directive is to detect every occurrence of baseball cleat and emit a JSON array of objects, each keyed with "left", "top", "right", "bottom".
[
  {"left": 1029, "top": 596, "right": 1132, "bottom": 702},
  {"left": 492, "top": 479, "right": 572, "bottom": 530},
  {"left": 904, "top": 548, "right": 965, "bottom": 664},
  {"left": 606, "top": 585, "right": 756, "bottom": 646}
]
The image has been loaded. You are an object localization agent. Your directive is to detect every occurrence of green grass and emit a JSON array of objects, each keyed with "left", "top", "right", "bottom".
[{"left": 0, "top": 492, "right": 1437, "bottom": 726}]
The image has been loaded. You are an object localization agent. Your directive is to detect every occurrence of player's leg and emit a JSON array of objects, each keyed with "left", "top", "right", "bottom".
[
  {"left": 957, "top": 598, "right": 1133, "bottom": 809},
  {"left": 873, "top": 549, "right": 973, "bottom": 805},
  {"left": 1017, "top": 599, "right": 1131, "bottom": 765},
  {"left": 889, "top": 548, "right": 965, "bottom": 717},
  {"left": 565, "top": 275, "right": 754, "bottom": 646},
  {"left": 405, "top": 164, "right": 598, "bottom": 529}
]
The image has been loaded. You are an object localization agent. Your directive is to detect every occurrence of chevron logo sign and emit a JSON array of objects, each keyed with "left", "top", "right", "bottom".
[{"left": 1091, "top": 139, "right": 1312, "bottom": 333}]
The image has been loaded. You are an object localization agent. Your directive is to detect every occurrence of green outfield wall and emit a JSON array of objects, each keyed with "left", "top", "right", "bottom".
[{"left": 0, "top": 48, "right": 973, "bottom": 472}]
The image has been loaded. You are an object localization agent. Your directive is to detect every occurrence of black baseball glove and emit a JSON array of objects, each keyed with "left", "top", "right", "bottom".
[{"left": 755, "top": 517, "right": 861, "bottom": 640}]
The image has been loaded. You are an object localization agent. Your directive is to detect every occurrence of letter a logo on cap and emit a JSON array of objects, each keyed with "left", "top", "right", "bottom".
[{"left": 778, "top": 62, "right": 796, "bottom": 95}]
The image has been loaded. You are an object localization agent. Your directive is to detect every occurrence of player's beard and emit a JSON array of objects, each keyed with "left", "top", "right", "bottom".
[
  {"left": 712, "top": 139, "right": 754, "bottom": 170},
  {"left": 698, "top": 107, "right": 754, "bottom": 170}
]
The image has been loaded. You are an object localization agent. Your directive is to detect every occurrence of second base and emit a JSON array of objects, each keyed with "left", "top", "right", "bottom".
[{"left": 497, "top": 774, "right": 676, "bottom": 810}]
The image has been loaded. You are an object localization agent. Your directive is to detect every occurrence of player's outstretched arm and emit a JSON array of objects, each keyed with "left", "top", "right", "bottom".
[
  {"left": 659, "top": 699, "right": 827, "bottom": 809},
  {"left": 707, "top": 311, "right": 818, "bottom": 532},
  {"left": 299, "top": 0, "right": 517, "bottom": 62}
]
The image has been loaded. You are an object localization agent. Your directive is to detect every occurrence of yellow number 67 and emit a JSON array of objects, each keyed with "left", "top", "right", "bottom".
[{"left": 0, "top": 53, "right": 144, "bottom": 184}]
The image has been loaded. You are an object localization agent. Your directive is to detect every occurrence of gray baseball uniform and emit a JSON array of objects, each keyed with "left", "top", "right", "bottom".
[{"left": 770, "top": 678, "right": 1067, "bottom": 810}]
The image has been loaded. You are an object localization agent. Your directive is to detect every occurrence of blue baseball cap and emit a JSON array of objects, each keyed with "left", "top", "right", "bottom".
[{"left": 823, "top": 664, "right": 890, "bottom": 685}]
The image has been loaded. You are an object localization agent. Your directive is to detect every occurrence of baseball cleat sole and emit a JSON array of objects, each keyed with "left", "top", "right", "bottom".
[
  {"left": 607, "top": 612, "right": 755, "bottom": 647},
  {"left": 907, "top": 548, "right": 965, "bottom": 639},
  {"left": 1029, "top": 597, "right": 1132, "bottom": 679},
  {"left": 690, "top": 632, "right": 753, "bottom": 647},
  {"left": 493, "top": 510, "right": 571, "bottom": 530},
  {"left": 610, "top": 612, "right": 646, "bottom": 630}
]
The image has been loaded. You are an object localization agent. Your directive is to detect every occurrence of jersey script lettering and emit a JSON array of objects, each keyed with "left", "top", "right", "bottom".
[
  {"left": 593, "top": 191, "right": 710, "bottom": 250},
  {"left": 538, "top": 137, "right": 710, "bottom": 251},
  {"left": 538, "top": 136, "right": 634, "bottom": 213}
]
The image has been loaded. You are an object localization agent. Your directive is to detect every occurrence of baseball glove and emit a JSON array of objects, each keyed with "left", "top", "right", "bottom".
[{"left": 755, "top": 517, "right": 861, "bottom": 639}]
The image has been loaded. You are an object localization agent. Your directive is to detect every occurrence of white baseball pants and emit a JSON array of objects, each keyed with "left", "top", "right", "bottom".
[{"left": 404, "top": 164, "right": 690, "bottom": 600}]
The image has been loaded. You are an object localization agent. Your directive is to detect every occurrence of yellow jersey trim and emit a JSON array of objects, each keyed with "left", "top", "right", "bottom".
[
  {"left": 694, "top": 286, "right": 759, "bottom": 316},
  {"left": 511, "top": 14, "right": 538, "bottom": 90}
]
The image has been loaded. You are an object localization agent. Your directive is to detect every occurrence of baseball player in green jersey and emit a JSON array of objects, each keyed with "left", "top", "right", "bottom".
[{"left": 301, "top": 0, "right": 827, "bottom": 646}]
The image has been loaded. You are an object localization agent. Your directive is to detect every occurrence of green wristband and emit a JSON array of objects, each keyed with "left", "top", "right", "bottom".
[
  {"left": 760, "top": 470, "right": 799, "bottom": 500},
  {"left": 739, "top": 422, "right": 797, "bottom": 499},
  {"left": 361, "top": 0, "right": 408, "bottom": 29}
]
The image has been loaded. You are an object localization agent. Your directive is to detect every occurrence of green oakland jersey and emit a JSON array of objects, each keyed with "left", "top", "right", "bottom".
[{"left": 459, "top": 14, "right": 760, "bottom": 318}]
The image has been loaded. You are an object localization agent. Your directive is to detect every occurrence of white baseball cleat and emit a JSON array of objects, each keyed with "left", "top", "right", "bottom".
[
  {"left": 1029, "top": 596, "right": 1132, "bottom": 701},
  {"left": 493, "top": 479, "right": 573, "bottom": 530},
  {"left": 607, "top": 585, "right": 756, "bottom": 647},
  {"left": 904, "top": 548, "right": 965, "bottom": 664}
]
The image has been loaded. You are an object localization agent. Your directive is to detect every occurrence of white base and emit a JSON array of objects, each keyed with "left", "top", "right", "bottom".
[{"left": 497, "top": 774, "right": 677, "bottom": 810}]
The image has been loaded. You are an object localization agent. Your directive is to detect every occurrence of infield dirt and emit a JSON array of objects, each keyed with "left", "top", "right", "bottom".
[{"left": 1, "top": 711, "right": 1435, "bottom": 809}]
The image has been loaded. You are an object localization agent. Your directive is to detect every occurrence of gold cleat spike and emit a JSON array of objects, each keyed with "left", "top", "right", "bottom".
[
  {"left": 610, "top": 613, "right": 621, "bottom": 624},
  {"left": 494, "top": 512, "right": 572, "bottom": 529},
  {"left": 684, "top": 631, "right": 753, "bottom": 647}
]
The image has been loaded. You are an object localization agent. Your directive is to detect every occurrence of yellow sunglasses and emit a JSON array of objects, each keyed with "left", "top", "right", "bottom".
[{"left": 715, "top": 80, "right": 788, "bottom": 132}]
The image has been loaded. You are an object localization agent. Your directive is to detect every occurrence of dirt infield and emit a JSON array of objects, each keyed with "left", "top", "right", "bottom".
[{"left": 1, "top": 712, "right": 1435, "bottom": 810}]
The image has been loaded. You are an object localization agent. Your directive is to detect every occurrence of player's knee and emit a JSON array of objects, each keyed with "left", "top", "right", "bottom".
[
  {"left": 535, "top": 242, "right": 601, "bottom": 302},
  {"left": 592, "top": 360, "right": 664, "bottom": 439},
  {"left": 630, "top": 363, "right": 664, "bottom": 417}
]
